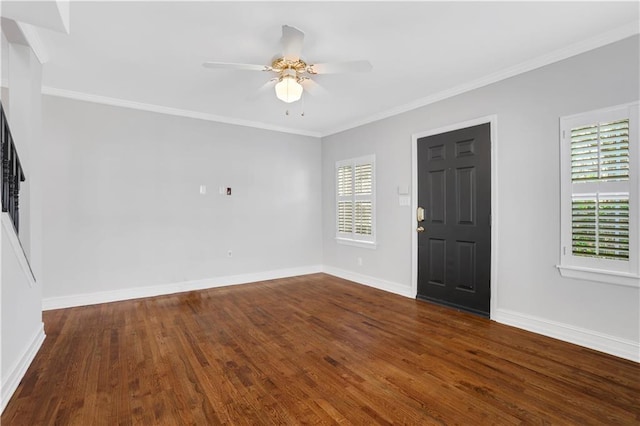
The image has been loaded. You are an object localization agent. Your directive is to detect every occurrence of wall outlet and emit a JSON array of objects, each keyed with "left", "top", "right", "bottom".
[{"left": 227, "top": 250, "right": 233, "bottom": 257}]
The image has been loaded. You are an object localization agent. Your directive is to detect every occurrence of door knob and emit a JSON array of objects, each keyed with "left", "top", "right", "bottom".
[{"left": 417, "top": 226, "right": 425, "bottom": 232}]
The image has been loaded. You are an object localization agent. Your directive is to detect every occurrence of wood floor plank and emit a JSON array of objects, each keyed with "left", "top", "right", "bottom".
[{"left": 2, "top": 273, "right": 639, "bottom": 425}]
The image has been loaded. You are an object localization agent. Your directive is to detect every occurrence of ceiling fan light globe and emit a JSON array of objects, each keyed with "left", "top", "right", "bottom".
[{"left": 275, "top": 76, "right": 303, "bottom": 103}]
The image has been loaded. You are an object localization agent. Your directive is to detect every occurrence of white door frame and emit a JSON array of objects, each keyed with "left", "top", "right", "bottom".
[{"left": 411, "top": 115, "right": 499, "bottom": 318}]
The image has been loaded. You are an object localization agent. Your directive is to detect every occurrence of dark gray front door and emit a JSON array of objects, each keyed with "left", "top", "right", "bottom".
[{"left": 417, "top": 123, "right": 491, "bottom": 316}]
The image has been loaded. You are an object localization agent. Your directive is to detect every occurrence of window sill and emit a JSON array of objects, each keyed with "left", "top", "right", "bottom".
[
  {"left": 336, "top": 238, "right": 377, "bottom": 250},
  {"left": 556, "top": 265, "right": 640, "bottom": 288}
]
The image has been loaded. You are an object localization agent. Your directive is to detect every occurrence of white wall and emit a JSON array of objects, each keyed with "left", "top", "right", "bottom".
[
  {"left": 37, "top": 35, "right": 639, "bottom": 361},
  {"left": 1, "top": 216, "right": 44, "bottom": 412},
  {"left": 1, "top": 30, "right": 8, "bottom": 105},
  {"left": 322, "top": 36, "right": 640, "bottom": 360},
  {"left": 7, "top": 44, "right": 34, "bottom": 259},
  {"left": 0, "top": 23, "right": 45, "bottom": 411},
  {"left": 41, "top": 97, "right": 322, "bottom": 304},
  {"left": 7, "top": 42, "right": 43, "bottom": 279}
]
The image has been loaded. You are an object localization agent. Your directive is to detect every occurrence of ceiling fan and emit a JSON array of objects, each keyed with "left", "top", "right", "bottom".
[{"left": 203, "top": 25, "right": 372, "bottom": 104}]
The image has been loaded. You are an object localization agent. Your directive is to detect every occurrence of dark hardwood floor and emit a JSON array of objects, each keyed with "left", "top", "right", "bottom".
[{"left": 2, "top": 273, "right": 639, "bottom": 425}]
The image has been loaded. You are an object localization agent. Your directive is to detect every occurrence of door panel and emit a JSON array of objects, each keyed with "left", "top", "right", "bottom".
[
  {"left": 456, "top": 167, "right": 475, "bottom": 225},
  {"left": 428, "top": 170, "right": 446, "bottom": 223},
  {"left": 417, "top": 123, "right": 491, "bottom": 316},
  {"left": 428, "top": 239, "right": 446, "bottom": 285},
  {"left": 455, "top": 241, "right": 476, "bottom": 291}
]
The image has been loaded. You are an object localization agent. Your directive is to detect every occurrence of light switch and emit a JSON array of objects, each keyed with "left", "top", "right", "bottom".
[
  {"left": 399, "top": 195, "right": 411, "bottom": 206},
  {"left": 398, "top": 185, "right": 409, "bottom": 195},
  {"left": 199, "top": 185, "right": 206, "bottom": 195}
]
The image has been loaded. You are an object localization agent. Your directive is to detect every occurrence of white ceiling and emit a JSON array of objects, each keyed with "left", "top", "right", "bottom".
[{"left": 25, "top": 1, "right": 640, "bottom": 136}]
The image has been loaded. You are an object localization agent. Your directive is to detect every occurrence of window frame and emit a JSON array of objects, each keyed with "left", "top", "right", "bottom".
[
  {"left": 558, "top": 102, "right": 639, "bottom": 287},
  {"left": 335, "top": 155, "right": 376, "bottom": 249}
]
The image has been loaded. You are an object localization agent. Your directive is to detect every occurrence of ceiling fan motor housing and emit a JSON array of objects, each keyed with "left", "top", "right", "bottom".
[{"left": 272, "top": 58, "right": 308, "bottom": 82}]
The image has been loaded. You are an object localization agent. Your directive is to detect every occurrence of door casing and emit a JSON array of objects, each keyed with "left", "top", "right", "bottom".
[{"left": 411, "top": 115, "right": 498, "bottom": 319}]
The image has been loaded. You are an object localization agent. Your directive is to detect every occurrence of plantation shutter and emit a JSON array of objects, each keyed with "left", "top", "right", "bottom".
[
  {"left": 337, "top": 165, "right": 353, "bottom": 233},
  {"left": 571, "top": 195, "right": 629, "bottom": 260},
  {"left": 354, "top": 163, "right": 373, "bottom": 236},
  {"left": 559, "top": 102, "right": 639, "bottom": 285},
  {"left": 566, "top": 115, "right": 631, "bottom": 262},
  {"left": 336, "top": 156, "right": 375, "bottom": 244},
  {"left": 571, "top": 119, "right": 629, "bottom": 183}
]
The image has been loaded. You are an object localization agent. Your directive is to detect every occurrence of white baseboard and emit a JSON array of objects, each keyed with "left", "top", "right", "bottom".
[
  {"left": 39, "top": 265, "right": 638, "bottom": 362},
  {"left": 494, "top": 308, "right": 639, "bottom": 363},
  {"left": 323, "top": 266, "right": 414, "bottom": 299},
  {"left": 42, "top": 265, "right": 323, "bottom": 310},
  {"left": 1, "top": 323, "right": 46, "bottom": 413}
]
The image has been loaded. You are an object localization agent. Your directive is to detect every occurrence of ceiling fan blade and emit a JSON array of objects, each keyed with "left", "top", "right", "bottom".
[
  {"left": 281, "top": 25, "right": 304, "bottom": 61},
  {"left": 246, "top": 79, "right": 277, "bottom": 101},
  {"left": 308, "top": 60, "right": 372, "bottom": 74},
  {"left": 202, "top": 62, "right": 269, "bottom": 71},
  {"left": 301, "top": 79, "right": 327, "bottom": 97}
]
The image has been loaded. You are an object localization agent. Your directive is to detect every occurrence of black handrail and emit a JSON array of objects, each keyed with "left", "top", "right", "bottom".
[{"left": 1, "top": 102, "right": 26, "bottom": 234}]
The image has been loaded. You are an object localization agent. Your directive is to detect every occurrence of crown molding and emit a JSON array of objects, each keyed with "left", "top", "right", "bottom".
[
  {"left": 40, "top": 86, "right": 323, "bottom": 138},
  {"left": 33, "top": 20, "right": 640, "bottom": 139},
  {"left": 321, "top": 20, "right": 640, "bottom": 137}
]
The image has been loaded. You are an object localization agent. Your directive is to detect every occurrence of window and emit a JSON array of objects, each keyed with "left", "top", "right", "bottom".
[
  {"left": 336, "top": 155, "right": 376, "bottom": 247},
  {"left": 559, "top": 102, "right": 639, "bottom": 287}
]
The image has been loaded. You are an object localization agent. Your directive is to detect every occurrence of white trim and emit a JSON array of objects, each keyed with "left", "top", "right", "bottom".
[
  {"left": 323, "top": 266, "right": 414, "bottom": 299},
  {"left": 56, "top": 0, "right": 71, "bottom": 35},
  {"left": 33, "top": 266, "right": 639, "bottom": 363},
  {"left": 323, "top": 21, "right": 639, "bottom": 137},
  {"left": 15, "top": 21, "right": 48, "bottom": 64},
  {"left": 1, "top": 214, "right": 36, "bottom": 285},
  {"left": 33, "top": 23, "right": 637, "bottom": 139},
  {"left": 335, "top": 154, "right": 376, "bottom": 245},
  {"left": 559, "top": 101, "right": 639, "bottom": 283},
  {"left": 557, "top": 265, "right": 639, "bottom": 288},
  {"left": 40, "top": 87, "right": 323, "bottom": 138},
  {"left": 0, "top": 323, "right": 46, "bottom": 413},
  {"left": 411, "top": 115, "right": 498, "bottom": 316},
  {"left": 335, "top": 238, "right": 377, "bottom": 249},
  {"left": 42, "top": 265, "right": 323, "bottom": 310},
  {"left": 561, "top": 101, "right": 640, "bottom": 122},
  {"left": 493, "top": 308, "right": 639, "bottom": 363}
]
